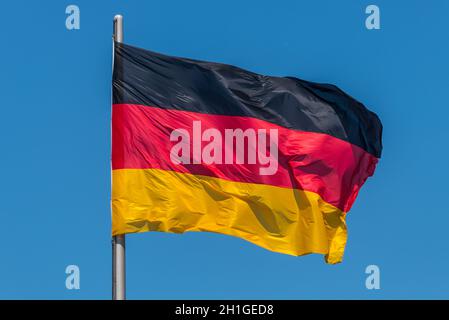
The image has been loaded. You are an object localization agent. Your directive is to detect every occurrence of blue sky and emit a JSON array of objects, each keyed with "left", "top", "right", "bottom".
[{"left": 0, "top": 0, "right": 448, "bottom": 299}]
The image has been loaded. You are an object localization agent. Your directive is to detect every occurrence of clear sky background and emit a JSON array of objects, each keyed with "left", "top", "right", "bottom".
[{"left": 0, "top": 0, "right": 448, "bottom": 299}]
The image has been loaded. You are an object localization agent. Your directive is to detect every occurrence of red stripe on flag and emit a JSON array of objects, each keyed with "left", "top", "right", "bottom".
[{"left": 112, "top": 103, "right": 378, "bottom": 212}]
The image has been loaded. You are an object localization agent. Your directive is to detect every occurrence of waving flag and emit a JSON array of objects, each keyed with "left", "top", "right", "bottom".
[{"left": 111, "top": 42, "right": 382, "bottom": 264}]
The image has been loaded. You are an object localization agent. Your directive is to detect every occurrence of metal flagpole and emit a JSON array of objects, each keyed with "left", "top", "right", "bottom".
[{"left": 112, "top": 14, "right": 126, "bottom": 301}]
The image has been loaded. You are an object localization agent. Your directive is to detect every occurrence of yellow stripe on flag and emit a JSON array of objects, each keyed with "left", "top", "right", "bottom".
[{"left": 112, "top": 168, "right": 347, "bottom": 264}]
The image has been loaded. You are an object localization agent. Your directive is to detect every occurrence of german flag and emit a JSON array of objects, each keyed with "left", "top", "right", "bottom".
[{"left": 112, "top": 42, "right": 382, "bottom": 264}]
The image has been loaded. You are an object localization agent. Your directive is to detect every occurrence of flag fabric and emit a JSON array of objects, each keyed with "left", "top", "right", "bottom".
[{"left": 111, "top": 42, "right": 382, "bottom": 264}]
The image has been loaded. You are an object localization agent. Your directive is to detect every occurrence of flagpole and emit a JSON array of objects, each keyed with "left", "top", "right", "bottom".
[{"left": 112, "top": 14, "right": 126, "bottom": 301}]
